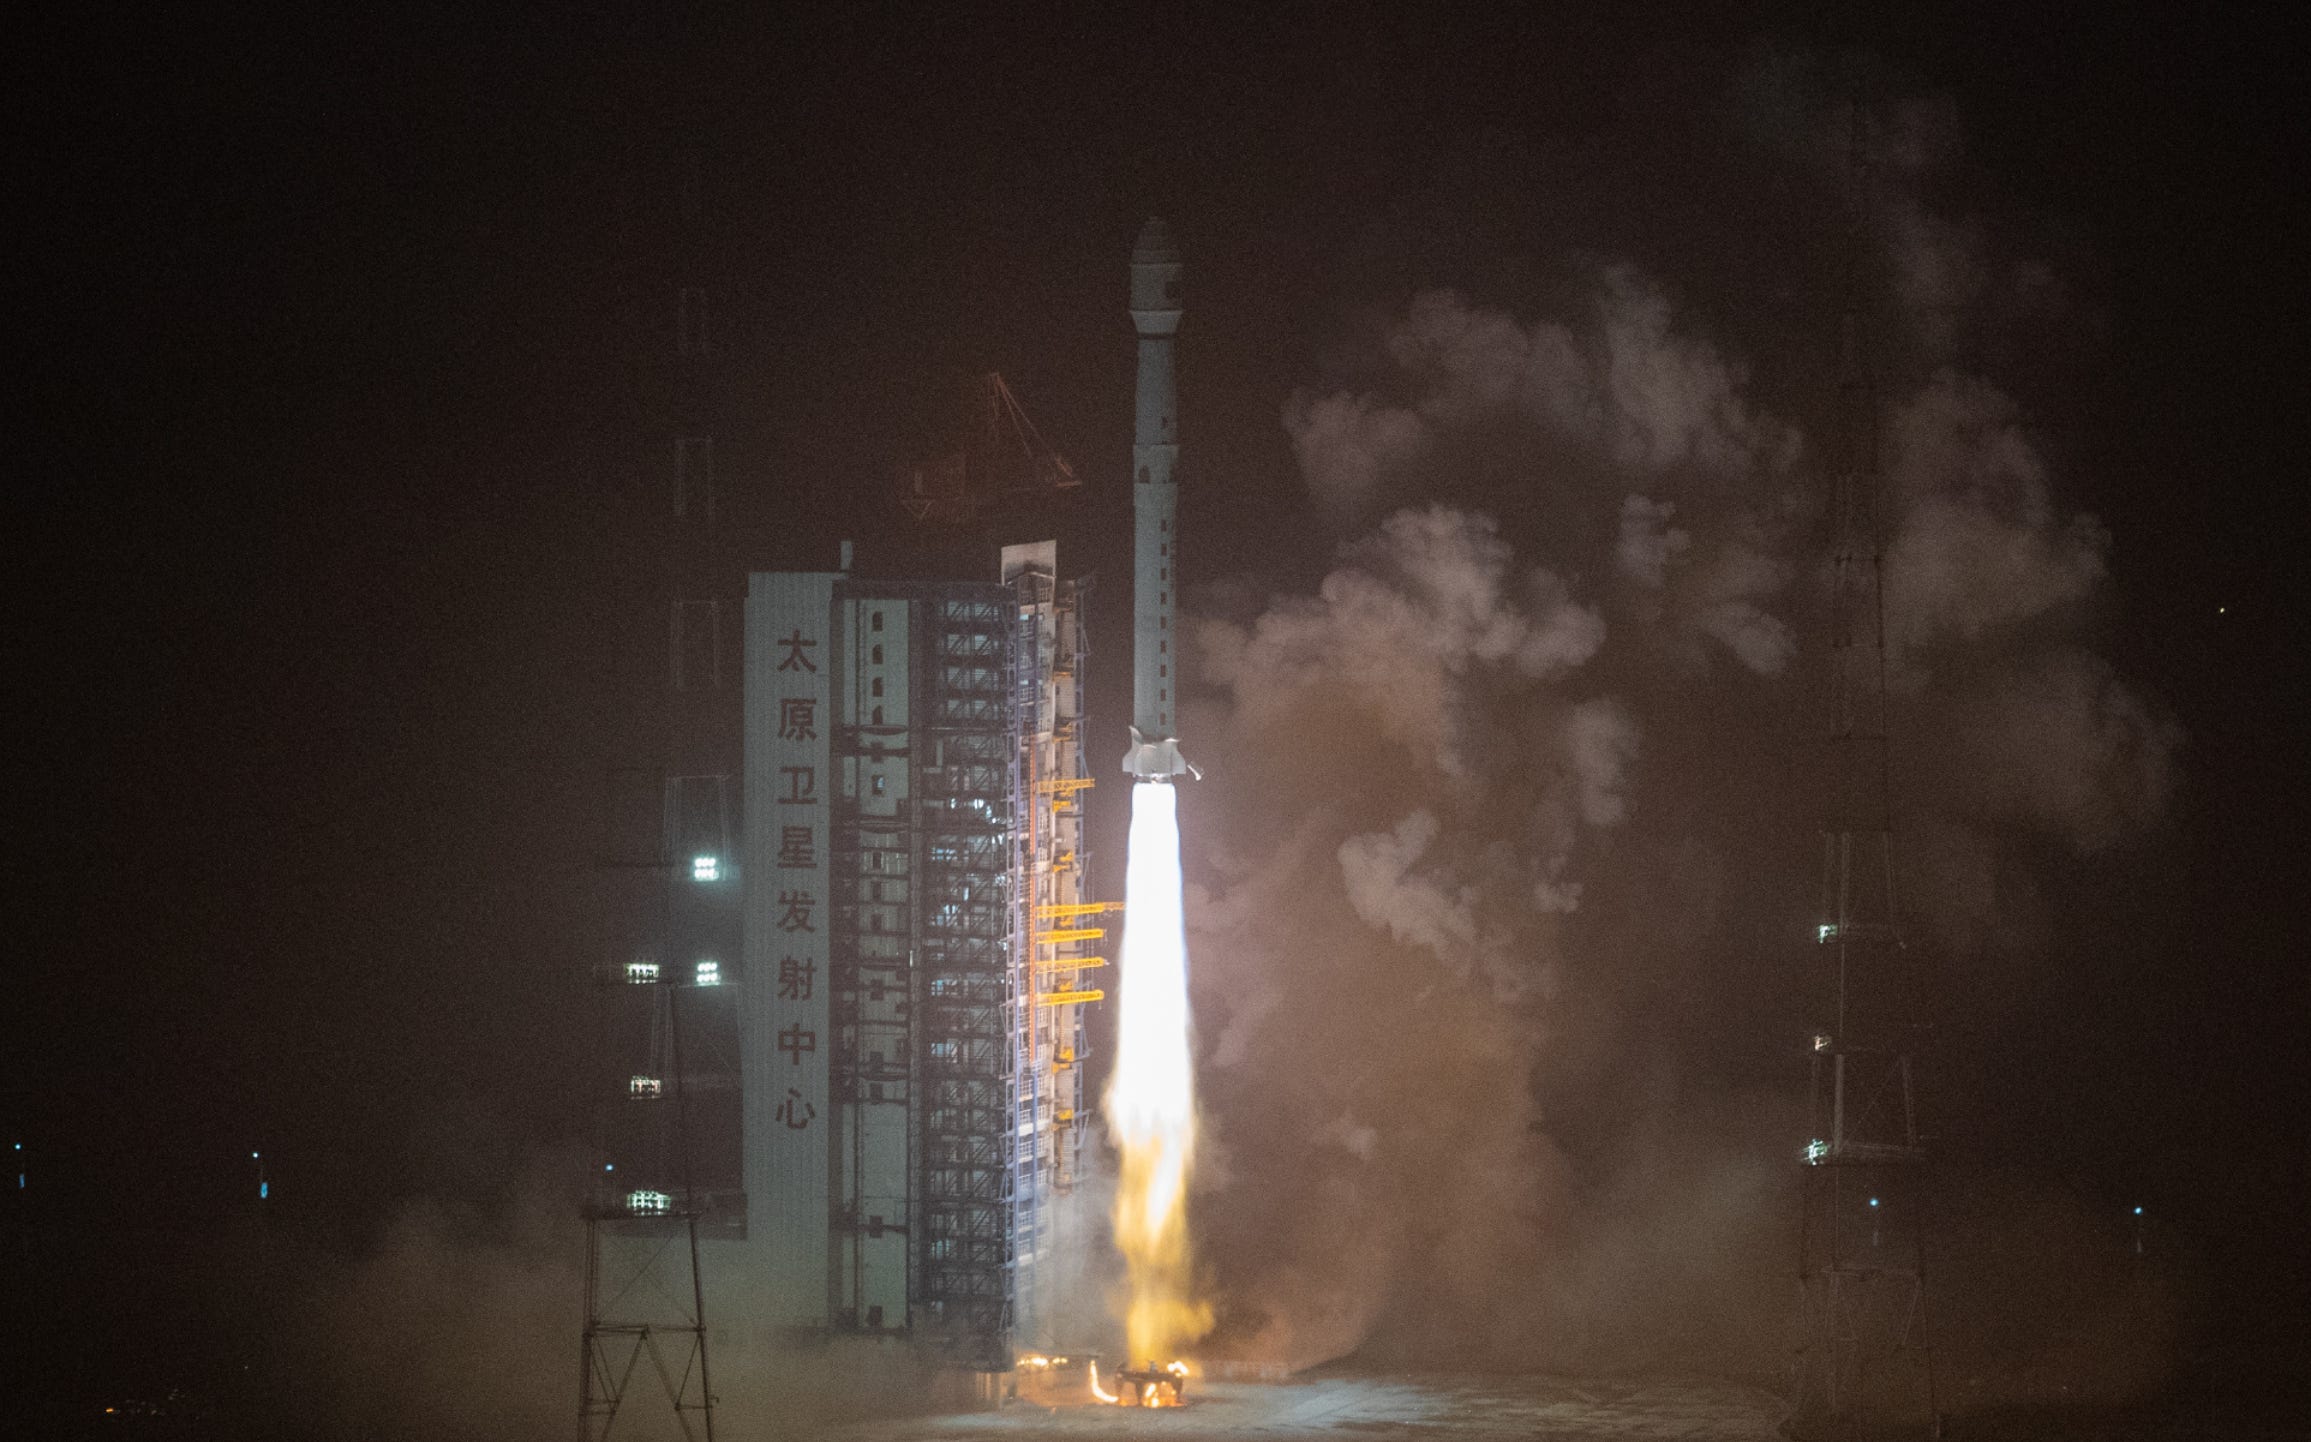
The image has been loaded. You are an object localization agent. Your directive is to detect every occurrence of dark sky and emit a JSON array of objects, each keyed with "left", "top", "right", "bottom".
[{"left": 14, "top": 0, "right": 2309, "bottom": 1412}]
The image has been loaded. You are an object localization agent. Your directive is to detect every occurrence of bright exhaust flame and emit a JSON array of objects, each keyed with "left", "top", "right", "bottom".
[{"left": 1107, "top": 782, "right": 1212, "bottom": 1366}]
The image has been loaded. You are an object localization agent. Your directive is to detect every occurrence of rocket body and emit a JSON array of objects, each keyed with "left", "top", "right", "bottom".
[{"left": 1124, "top": 218, "right": 1196, "bottom": 781}]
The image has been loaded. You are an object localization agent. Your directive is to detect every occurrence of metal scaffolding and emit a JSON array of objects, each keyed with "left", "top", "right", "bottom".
[
  {"left": 1006, "top": 547, "right": 1101, "bottom": 1349},
  {"left": 913, "top": 592, "right": 1021, "bottom": 1371}
]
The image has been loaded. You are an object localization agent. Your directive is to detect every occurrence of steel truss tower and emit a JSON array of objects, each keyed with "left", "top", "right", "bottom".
[
  {"left": 580, "top": 141, "right": 737, "bottom": 1441},
  {"left": 1791, "top": 96, "right": 1942, "bottom": 1441},
  {"left": 581, "top": 973, "right": 717, "bottom": 1442}
]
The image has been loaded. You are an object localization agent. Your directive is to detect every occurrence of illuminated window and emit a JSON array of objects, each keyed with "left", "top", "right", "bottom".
[
  {"left": 692, "top": 854, "right": 720, "bottom": 882},
  {"left": 695, "top": 959, "right": 721, "bottom": 987},
  {"left": 871, "top": 774, "right": 886, "bottom": 796},
  {"left": 626, "top": 960, "right": 661, "bottom": 985}
]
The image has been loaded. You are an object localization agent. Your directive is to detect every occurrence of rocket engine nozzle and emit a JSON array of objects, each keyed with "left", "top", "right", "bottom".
[{"left": 1122, "top": 726, "right": 1199, "bottom": 782}]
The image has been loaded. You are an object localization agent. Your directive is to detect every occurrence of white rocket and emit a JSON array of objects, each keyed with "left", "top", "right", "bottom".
[{"left": 1122, "top": 218, "right": 1199, "bottom": 782}]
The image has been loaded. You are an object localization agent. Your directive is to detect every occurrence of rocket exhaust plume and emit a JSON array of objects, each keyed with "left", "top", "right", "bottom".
[{"left": 1107, "top": 782, "right": 1209, "bottom": 1366}]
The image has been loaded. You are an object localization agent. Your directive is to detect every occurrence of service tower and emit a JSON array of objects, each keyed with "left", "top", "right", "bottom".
[{"left": 1122, "top": 218, "right": 1194, "bottom": 781}]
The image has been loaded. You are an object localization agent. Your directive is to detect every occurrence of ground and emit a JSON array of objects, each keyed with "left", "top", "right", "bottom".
[{"left": 833, "top": 1375, "right": 1787, "bottom": 1442}]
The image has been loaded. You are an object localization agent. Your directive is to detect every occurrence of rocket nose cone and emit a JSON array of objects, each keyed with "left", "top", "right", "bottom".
[{"left": 1132, "top": 217, "right": 1178, "bottom": 264}]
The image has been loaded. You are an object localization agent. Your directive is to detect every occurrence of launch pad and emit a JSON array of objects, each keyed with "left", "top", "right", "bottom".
[
  {"left": 835, "top": 1374, "right": 1783, "bottom": 1441},
  {"left": 1106, "top": 1362, "right": 1190, "bottom": 1408}
]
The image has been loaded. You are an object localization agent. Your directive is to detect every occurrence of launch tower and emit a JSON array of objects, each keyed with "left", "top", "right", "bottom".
[
  {"left": 742, "top": 544, "right": 1097, "bottom": 1376},
  {"left": 1004, "top": 542, "right": 1104, "bottom": 1350}
]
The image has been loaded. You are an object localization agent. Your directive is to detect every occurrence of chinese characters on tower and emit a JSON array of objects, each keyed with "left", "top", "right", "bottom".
[{"left": 747, "top": 576, "right": 837, "bottom": 1327}]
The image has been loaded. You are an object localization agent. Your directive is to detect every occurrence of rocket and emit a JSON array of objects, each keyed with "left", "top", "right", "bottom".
[{"left": 1123, "top": 218, "right": 1199, "bottom": 782}]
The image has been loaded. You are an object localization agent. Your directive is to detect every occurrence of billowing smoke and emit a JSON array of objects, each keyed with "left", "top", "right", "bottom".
[
  {"left": 284, "top": 1156, "right": 583, "bottom": 1441},
  {"left": 1183, "top": 52, "right": 2180, "bottom": 1392}
]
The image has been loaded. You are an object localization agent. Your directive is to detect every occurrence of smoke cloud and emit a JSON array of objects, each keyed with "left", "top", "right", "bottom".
[
  {"left": 1183, "top": 50, "right": 2182, "bottom": 1393},
  {"left": 286, "top": 1158, "right": 581, "bottom": 1441}
]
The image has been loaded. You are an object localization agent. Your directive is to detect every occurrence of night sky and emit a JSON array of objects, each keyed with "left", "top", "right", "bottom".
[{"left": 15, "top": 4, "right": 2309, "bottom": 1430}]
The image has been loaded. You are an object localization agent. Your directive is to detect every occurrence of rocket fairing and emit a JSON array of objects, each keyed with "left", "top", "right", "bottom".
[{"left": 1124, "top": 218, "right": 1199, "bottom": 782}]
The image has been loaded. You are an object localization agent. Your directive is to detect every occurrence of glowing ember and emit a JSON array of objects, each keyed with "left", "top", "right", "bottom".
[{"left": 1107, "top": 782, "right": 1212, "bottom": 1367}]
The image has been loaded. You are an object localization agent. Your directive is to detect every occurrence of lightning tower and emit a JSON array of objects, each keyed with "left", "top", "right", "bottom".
[
  {"left": 578, "top": 140, "right": 731, "bottom": 1442},
  {"left": 1791, "top": 95, "right": 1942, "bottom": 1441}
]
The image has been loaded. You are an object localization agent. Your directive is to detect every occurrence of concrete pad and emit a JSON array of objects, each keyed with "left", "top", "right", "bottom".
[{"left": 830, "top": 1374, "right": 1786, "bottom": 1442}]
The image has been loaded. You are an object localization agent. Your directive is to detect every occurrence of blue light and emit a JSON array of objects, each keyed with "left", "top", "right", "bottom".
[
  {"left": 2133, "top": 1205, "right": 2144, "bottom": 1216},
  {"left": 604, "top": 1163, "right": 615, "bottom": 1172},
  {"left": 1868, "top": 1197, "right": 1880, "bottom": 1208},
  {"left": 259, "top": 1181, "right": 269, "bottom": 1200}
]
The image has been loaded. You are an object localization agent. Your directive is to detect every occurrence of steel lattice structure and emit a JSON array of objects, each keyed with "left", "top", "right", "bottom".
[
  {"left": 579, "top": 139, "right": 734, "bottom": 1442},
  {"left": 913, "top": 592, "right": 1024, "bottom": 1371},
  {"left": 1791, "top": 92, "right": 1942, "bottom": 1442}
]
